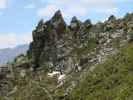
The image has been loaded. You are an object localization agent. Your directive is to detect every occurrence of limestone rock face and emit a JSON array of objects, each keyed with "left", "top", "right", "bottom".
[
  {"left": 28, "top": 10, "right": 74, "bottom": 72},
  {"left": 28, "top": 11, "right": 133, "bottom": 74},
  {"left": 28, "top": 11, "right": 93, "bottom": 72}
]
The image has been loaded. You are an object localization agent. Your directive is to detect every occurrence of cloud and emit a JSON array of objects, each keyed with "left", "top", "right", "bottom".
[
  {"left": 94, "top": 7, "right": 119, "bottom": 14},
  {"left": 24, "top": 4, "right": 35, "bottom": 9},
  {"left": 37, "top": 4, "right": 58, "bottom": 18},
  {"left": 0, "top": 0, "right": 8, "bottom": 9},
  {"left": 38, "top": 0, "right": 118, "bottom": 19},
  {"left": 0, "top": 33, "right": 32, "bottom": 49}
]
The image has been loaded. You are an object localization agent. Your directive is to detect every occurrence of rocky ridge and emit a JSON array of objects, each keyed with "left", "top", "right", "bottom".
[{"left": 28, "top": 11, "right": 133, "bottom": 73}]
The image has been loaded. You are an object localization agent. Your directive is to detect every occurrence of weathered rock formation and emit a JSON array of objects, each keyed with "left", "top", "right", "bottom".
[
  {"left": 28, "top": 10, "right": 73, "bottom": 72},
  {"left": 28, "top": 11, "right": 133, "bottom": 74}
]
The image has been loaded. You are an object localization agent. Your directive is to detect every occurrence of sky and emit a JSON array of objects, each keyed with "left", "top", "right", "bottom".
[{"left": 0, "top": 0, "right": 132, "bottom": 49}]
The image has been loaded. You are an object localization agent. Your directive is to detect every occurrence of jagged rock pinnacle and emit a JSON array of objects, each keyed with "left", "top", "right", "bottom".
[
  {"left": 53, "top": 10, "right": 62, "bottom": 18},
  {"left": 71, "top": 16, "right": 79, "bottom": 23},
  {"left": 51, "top": 10, "right": 64, "bottom": 22},
  {"left": 70, "top": 16, "right": 81, "bottom": 31},
  {"left": 28, "top": 10, "right": 67, "bottom": 70},
  {"left": 37, "top": 19, "right": 44, "bottom": 27},
  {"left": 50, "top": 10, "right": 66, "bottom": 33},
  {"left": 84, "top": 19, "right": 92, "bottom": 28}
]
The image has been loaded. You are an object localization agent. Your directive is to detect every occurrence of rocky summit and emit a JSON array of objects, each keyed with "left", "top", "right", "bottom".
[
  {"left": 0, "top": 11, "right": 133, "bottom": 100},
  {"left": 28, "top": 11, "right": 70, "bottom": 72},
  {"left": 28, "top": 11, "right": 133, "bottom": 73},
  {"left": 27, "top": 10, "right": 93, "bottom": 73}
]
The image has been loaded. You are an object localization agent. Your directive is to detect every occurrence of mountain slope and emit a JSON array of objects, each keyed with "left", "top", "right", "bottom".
[
  {"left": 0, "top": 44, "right": 29, "bottom": 64},
  {"left": 0, "top": 11, "right": 133, "bottom": 100},
  {"left": 68, "top": 43, "right": 133, "bottom": 100},
  {"left": 3, "top": 43, "right": 133, "bottom": 100}
]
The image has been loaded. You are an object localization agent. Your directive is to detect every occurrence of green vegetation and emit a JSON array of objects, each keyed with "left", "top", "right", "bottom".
[
  {"left": 74, "top": 38, "right": 97, "bottom": 58},
  {"left": 68, "top": 43, "right": 133, "bottom": 100},
  {"left": 6, "top": 70, "right": 57, "bottom": 100}
]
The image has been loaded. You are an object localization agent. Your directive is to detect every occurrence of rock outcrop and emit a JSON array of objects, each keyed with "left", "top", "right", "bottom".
[
  {"left": 28, "top": 11, "right": 133, "bottom": 74},
  {"left": 28, "top": 10, "right": 73, "bottom": 72}
]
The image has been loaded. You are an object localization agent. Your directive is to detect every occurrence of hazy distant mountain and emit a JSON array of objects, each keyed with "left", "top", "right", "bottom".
[{"left": 0, "top": 44, "right": 29, "bottom": 64}]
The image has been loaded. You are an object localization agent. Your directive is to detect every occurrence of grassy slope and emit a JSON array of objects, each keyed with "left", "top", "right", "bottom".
[
  {"left": 1, "top": 43, "right": 133, "bottom": 100},
  {"left": 68, "top": 43, "right": 133, "bottom": 100}
]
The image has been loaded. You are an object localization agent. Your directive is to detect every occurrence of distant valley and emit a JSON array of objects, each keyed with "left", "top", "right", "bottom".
[{"left": 0, "top": 44, "right": 29, "bottom": 65}]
